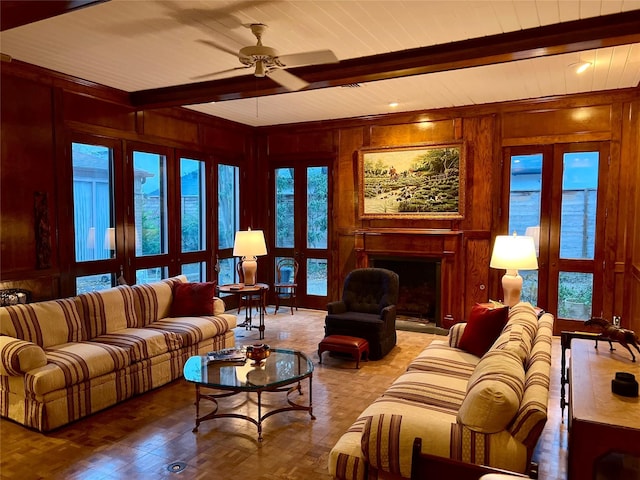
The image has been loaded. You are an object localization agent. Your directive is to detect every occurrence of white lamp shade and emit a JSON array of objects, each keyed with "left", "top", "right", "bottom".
[
  {"left": 490, "top": 234, "right": 538, "bottom": 271},
  {"left": 233, "top": 230, "right": 267, "bottom": 258}
]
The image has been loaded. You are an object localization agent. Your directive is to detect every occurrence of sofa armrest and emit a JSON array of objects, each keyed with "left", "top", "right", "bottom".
[
  {"left": 381, "top": 304, "right": 396, "bottom": 322},
  {"left": 0, "top": 336, "right": 47, "bottom": 376},
  {"left": 448, "top": 322, "right": 467, "bottom": 348},
  {"left": 327, "top": 301, "right": 347, "bottom": 315},
  {"left": 213, "top": 297, "right": 226, "bottom": 315}
]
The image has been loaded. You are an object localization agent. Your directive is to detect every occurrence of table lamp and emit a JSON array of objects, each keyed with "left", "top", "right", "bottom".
[
  {"left": 233, "top": 229, "right": 267, "bottom": 286},
  {"left": 490, "top": 232, "right": 538, "bottom": 307}
]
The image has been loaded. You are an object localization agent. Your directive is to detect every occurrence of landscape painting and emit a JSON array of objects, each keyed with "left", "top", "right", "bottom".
[{"left": 358, "top": 144, "right": 465, "bottom": 219}]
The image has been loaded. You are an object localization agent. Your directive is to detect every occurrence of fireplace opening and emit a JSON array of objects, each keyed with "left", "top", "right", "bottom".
[{"left": 372, "top": 257, "right": 441, "bottom": 323}]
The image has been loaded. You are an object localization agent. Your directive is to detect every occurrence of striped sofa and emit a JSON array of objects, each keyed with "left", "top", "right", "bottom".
[
  {"left": 329, "top": 302, "right": 554, "bottom": 479},
  {"left": 0, "top": 275, "right": 236, "bottom": 432}
]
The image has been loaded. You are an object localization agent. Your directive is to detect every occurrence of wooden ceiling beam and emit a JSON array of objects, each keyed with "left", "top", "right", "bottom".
[
  {"left": 0, "top": 1, "right": 109, "bottom": 32},
  {"left": 130, "top": 10, "right": 640, "bottom": 110}
]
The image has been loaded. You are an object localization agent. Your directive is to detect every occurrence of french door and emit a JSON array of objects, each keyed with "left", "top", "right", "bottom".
[
  {"left": 272, "top": 161, "right": 331, "bottom": 310},
  {"left": 503, "top": 142, "right": 609, "bottom": 332}
]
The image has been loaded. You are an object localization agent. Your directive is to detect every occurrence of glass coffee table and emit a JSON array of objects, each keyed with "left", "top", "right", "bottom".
[{"left": 183, "top": 348, "right": 315, "bottom": 441}]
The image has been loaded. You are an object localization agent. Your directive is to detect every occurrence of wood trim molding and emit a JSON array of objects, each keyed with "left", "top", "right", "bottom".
[{"left": 130, "top": 11, "right": 640, "bottom": 109}]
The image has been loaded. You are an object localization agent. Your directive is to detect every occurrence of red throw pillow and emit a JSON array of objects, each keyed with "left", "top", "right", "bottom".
[
  {"left": 458, "top": 303, "right": 509, "bottom": 357},
  {"left": 170, "top": 282, "right": 216, "bottom": 317}
]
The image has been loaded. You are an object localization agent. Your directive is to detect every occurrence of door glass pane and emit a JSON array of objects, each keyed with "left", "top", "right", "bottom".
[
  {"left": 218, "top": 164, "right": 239, "bottom": 250},
  {"left": 275, "top": 168, "right": 294, "bottom": 248},
  {"left": 181, "top": 158, "right": 205, "bottom": 252},
  {"left": 558, "top": 271, "right": 593, "bottom": 320},
  {"left": 72, "top": 143, "right": 114, "bottom": 261},
  {"left": 136, "top": 267, "right": 166, "bottom": 284},
  {"left": 560, "top": 152, "right": 599, "bottom": 260},
  {"left": 133, "top": 151, "right": 167, "bottom": 256},
  {"left": 508, "top": 153, "right": 542, "bottom": 304},
  {"left": 307, "top": 258, "right": 327, "bottom": 296},
  {"left": 218, "top": 257, "right": 237, "bottom": 285},
  {"left": 76, "top": 273, "right": 112, "bottom": 294},
  {"left": 307, "top": 166, "right": 328, "bottom": 249},
  {"left": 182, "top": 262, "right": 205, "bottom": 282}
]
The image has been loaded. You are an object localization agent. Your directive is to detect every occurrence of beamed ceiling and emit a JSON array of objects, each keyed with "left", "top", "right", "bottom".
[{"left": 1, "top": 0, "right": 639, "bottom": 127}]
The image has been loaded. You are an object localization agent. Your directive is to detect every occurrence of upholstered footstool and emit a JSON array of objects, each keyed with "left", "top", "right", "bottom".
[{"left": 318, "top": 335, "right": 369, "bottom": 368}]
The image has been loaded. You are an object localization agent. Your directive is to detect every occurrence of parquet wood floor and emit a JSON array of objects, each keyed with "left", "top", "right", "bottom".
[{"left": 0, "top": 309, "right": 567, "bottom": 480}]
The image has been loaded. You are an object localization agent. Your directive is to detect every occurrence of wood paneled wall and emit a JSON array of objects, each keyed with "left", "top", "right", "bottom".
[
  {"left": 0, "top": 62, "right": 252, "bottom": 300},
  {"left": 1, "top": 60, "right": 639, "bottom": 329},
  {"left": 259, "top": 90, "right": 640, "bottom": 326}
]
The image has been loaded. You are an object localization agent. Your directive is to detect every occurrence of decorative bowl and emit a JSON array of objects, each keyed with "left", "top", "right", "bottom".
[{"left": 245, "top": 344, "right": 270, "bottom": 364}]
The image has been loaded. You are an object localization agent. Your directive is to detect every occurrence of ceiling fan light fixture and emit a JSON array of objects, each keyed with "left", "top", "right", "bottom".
[{"left": 255, "top": 60, "right": 266, "bottom": 77}]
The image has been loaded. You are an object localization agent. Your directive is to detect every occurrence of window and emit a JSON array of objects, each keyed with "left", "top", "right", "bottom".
[
  {"left": 180, "top": 158, "right": 205, "bottom": 253},
  {"left": 182, "top": 262, "right": 205, "bottom": 282},
  {"left": 275, "top": 168, "right": 294, "bottom": 248},
  {"left": 508, "top": 153, "right": 542, "bottom": 305},
  {"left": 505, "top": 143, "right": 606, "bottom": 326},
  {"left": 72, "top": 143, "right": 114, "bottom": 262},
  {"left": 133, "top": 151, "right": 167, "bottom": 256},
  {"left": 75, "top": 274, "right": 113, "bottom": 294},
  {"left": 217, "top": 164, "right": 240, "bottom": 285}
]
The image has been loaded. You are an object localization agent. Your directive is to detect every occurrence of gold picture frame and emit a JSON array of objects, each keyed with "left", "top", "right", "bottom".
[{"left": 358, "top": 143, "right": 465, "bottom": 219}]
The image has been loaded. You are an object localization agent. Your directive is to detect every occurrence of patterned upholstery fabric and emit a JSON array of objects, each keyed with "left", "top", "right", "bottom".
[
  {"left": 147, "top": 313, "right": 236, "bottom": 347},
  {"left": 129, "top": 281, "right": 173, "bottom": 327},
  {"left": 91, "top": 328, "right": 182, "bottom": 362},
  {"left": 329, "top": 303, "right": 554, "bottom": 480},
  {"left": 27, "top": 341, "right": 131, "bottom": 395},
  {"left": 0, "top": 298, "right": 85, "bottom": 347},
  {"left": 0, "top": 275, "right": 234, "bottom": 432},
  {"left": 0, "top": 337, "right": 47, "bottom": 375},
  {"left": 76, "top": 286, "right": 139, "bottom": 337}
]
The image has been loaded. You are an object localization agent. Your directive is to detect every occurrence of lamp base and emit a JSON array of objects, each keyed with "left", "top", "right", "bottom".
[
  {"left": 242, "top": 257, "right": 258, "bottom": 286},
  {"left": 502, "top": 269, "right": 523, "bottom": 307}
]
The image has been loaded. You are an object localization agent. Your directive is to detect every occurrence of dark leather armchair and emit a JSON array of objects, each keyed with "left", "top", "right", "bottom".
[{"left": 324, "top": 268, "right": 399, "bottom": 360}]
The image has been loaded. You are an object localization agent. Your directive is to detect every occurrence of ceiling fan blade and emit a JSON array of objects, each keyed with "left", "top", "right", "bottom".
[
  {"left": 197, "top": 39, "right": 239, "bottom": 58},
  {"left": 191, "top": 66, "right": 251, "bottom": 80},
  {"left": 267, "top": 68, "right": 309, "bottom": 91},
  {"left": 276, "top": 49, "right": 338, "bottom": 67}
]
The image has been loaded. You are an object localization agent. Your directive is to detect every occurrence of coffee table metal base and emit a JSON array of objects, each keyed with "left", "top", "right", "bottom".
[{"left": 192, "top": 377, "right": 315, "bottom": 441}]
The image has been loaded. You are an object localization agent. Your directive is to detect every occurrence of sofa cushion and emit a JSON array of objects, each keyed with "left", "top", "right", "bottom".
[
  {"left": 147, "top": 313, "right": 236, "bottom": 347},
  {"left": 0, "top": 337, "right": 47, "bottom": 375},
  {"left": 407, "top": 340, "right": 479, "bottom": 379},
  {"left": 76, "top": 286, "right": 139, "bottom": 338},
  {"left": 383, "top": 370, "right": 468, "bottom": 412},
  {"left": 170, "top": 282, "right": 216, "bottom": 317},
  {"left": 130, "top": 282, "right": 173, "bottom": 327},
  {"left": 458, "top": 304, "right": 509, "bottom": 357},
  {"left": 457, "top": 349, "right": 525, "bottom": 433},
  {"left": 0, "top": 298, "right": 85, "bottom": 347},
  {"left": 25, "top": 341, "right": 131, "bottom": 395},
  {"left": 90, "top": 328, "right": 182, "bottom": 362}
]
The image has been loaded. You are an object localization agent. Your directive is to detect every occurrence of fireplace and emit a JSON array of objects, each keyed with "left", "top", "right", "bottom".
[
  {"left": 372, "top": 257, "right": 441, "bottom": 321},
  {"left": 354, "top": 228, "right": 465, "bottom": 326}
]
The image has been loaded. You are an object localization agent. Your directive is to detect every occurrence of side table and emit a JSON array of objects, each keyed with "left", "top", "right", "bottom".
[
  {"left": 568, "top": 339, "right": 640, "bottom": 479},
  {"left": 218, "top": 283, "right": 268, "bottom": 339}
]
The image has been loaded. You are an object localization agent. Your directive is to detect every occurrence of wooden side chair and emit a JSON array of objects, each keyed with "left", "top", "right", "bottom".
[{"left": 274, "top": 257, "right": 299, "bottom": 314}]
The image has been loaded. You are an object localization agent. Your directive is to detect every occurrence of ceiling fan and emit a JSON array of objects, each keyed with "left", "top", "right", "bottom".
[{"left": 197, "top": 23, "right": 338, "bottom": 91}]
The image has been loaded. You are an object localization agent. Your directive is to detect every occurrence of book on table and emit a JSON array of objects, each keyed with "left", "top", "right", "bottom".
[{"left": 207, "top": 348, "right": 246, "bottom": 363}]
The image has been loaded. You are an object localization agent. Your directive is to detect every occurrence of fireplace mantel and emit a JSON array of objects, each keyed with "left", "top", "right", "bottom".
[{"left": 354, "top": 228, "right": 464, "bottom": 324}]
